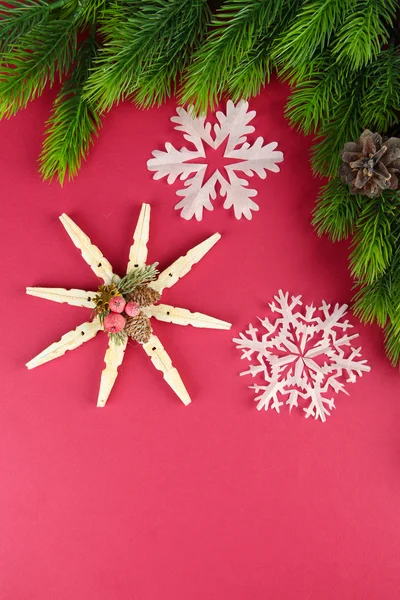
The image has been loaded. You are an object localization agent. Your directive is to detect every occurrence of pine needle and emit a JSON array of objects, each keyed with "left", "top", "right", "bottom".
[{"left": 40, "top": 34, "right": 101, "bottom": 184}]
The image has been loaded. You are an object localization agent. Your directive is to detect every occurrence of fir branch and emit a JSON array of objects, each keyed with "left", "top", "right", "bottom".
[
  {"left": 285, "top": 54, "right": 343, "bottom": 135},
  {"left": 384, "top": 315, "right": 400, "bottom": 365},
  {"left": 273, "top": 0, "right": 352, "bottom": 69},
  {"left": 359, "top": 46, "right": 400, "bottom": 132},
  {"left": 332, "top": 0, "right": 397, "bottom": 70},
  {"left": 117, "top": 263, "right": 159, "bottom": 296},
  {"left": 310, "top": 75, "right": 363, "bottom": 178},
  {"left": 353, "top": 275, "right": 393, "bottom": 327},
  {"left": 39, "top": 34, "right": 101, "bottom": 183},
  {"left": 182, "top": 0, "right": 287, "bottom": 113},
  {"left": 0, "top": 0, "right": 53, "bottom": 51},
  {"left": 0, "top": 19, "right": 77, "bottom": 116},
  {"left": 312, "top": 179, "right": 362, "bottom": 241},
  {"left": 74, "top": 0, "right": 107, "bottom": 25},
  {"left": 349, "top": 194, "right": 398, "bottom": 284},
  {"left": 84, "top": 0, "right": 211, "bottom": 112}
]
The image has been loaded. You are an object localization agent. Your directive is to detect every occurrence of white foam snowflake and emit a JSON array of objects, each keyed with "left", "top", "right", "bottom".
[
  {"left": 233, "top": 290, "right": 370, "bottom": 422},
  {"left": 147, "top": 100, "right": 284, "bottom": 221}
]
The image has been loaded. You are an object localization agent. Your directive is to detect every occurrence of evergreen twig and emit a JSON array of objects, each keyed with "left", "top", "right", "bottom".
[
  {"left": 84, "top": 0, "right": 211, "bottom": 111},
  {"left": 117, "top": 264, "right": 159, "bottom": 296},
  {"left": 39, "top": 32, "right": 101, "bottom": 183}
]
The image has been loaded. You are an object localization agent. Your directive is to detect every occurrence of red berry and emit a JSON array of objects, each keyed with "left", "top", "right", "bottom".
[
  {"left": 104, "top": 312, "right": 126, "bottom": 333},
  {"left": 125, "top": 301, "right": 140, "bottom": 317},
  {"left": 109, "top": 295, "right": 126, "bottom": 313}
]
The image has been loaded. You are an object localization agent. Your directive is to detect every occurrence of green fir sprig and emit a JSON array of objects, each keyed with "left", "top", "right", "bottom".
[{"left": 116, "top": 263, "right": 159, "bottom": 296}]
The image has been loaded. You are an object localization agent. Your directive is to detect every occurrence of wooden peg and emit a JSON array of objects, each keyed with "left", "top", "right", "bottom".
[
  {"left": 151, "top": 233, "right": 221, "bottom": 293},
  {"left": 142, "top": 334, "right": 191, "bottom": 405},
  {"left": 59, "top": 214, "right": 115, "bottom": 284},
  {"left": 97, "top": 337, "right": 128, "bottom": 407},
  {"left": 26, "top": 287, "right": 97, "bottom": 309},
  {"left": 26, "top": 318, "right": 102, "bottom": 370},
  {"left": 143, "top": 303, "right": 231, "bottom": 330},
  {"left": 127, "top": 203, "right": 151, "bottom": 272}
]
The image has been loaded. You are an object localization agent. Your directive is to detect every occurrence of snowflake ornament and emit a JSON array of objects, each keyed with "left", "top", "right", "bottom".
[
  {"left": 233, "top": 290, "right": 370, "bottom": 422},
  {"left": 26, "top": 204, "right": 231, "bottom": 407},
  {"left": 147, "top": 100, "right": 283, "bottom": 221}
]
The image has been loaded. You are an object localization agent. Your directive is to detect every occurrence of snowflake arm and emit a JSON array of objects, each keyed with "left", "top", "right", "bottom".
[
  {"left": 143, "top": 304, "right": 231, "bottom": 330},
  {"left": 127, "top": 202, "right": 151, "bottom": 271},
  {"left": 59, "top": 214, "right": 115, "bottom": 284},
  {"left": 171, "top": 106, "right": 213, "bottom": 152},
  {"left": 220, "top": 170, "right": 259, "bottom": 220},
  {"left": 142, "top": 334, "right": 191, "bottom": 405},
  {"left": 214, "top": 100, "right": 256, "bottom": 153},
  {"left": 147, "top": 143, "right": 204, "bottom": 184},
  {"left": 26, "top": 318, "right": 102, "bottom": 369},
  {"left": 151, "top": 232, "right": 221, "bottom": 293},
  {"left": 26, "top": 287, "right": 97, "bottom": 309},
  {"left": 97, "top": 337, "right": 128, "bottom": 408},
  {"left": 174, "top": 168, "right": 218, "bottom": 221},
  {"left": 226, "top": 138, "right": 284, "bottom": 177}
]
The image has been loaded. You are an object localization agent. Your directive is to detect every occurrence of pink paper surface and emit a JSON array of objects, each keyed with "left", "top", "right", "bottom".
[{"left": 1, "top": 80, "right": 400, "bottom": 600}]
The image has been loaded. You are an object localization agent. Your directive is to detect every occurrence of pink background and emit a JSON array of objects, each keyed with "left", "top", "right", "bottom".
[{"left": 1, "top": 80, "right": 400, "bottom": 600}]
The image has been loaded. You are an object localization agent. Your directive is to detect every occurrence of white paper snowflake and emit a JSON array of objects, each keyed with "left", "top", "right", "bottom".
[
  {"left": 233, "top": 290, "right": 370, "bottom": 422},
  {"left": 147, "top": 100, "right": 284, "bottom": 221}
]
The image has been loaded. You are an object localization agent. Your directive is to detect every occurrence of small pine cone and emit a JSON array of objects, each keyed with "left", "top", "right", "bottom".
[
  {"left": 125, "top": 313, "right": 152, "bottom": 343},
  {"left": 340, "top": 129, "right": 400, "bottom": 197},
  {"left": 129, "top": 285, "right": 161, "bottom": 307}
]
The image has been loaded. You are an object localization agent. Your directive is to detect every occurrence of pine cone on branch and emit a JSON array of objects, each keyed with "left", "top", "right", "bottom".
[
  {"left": 129, "top": 286, "right": 160, "bottom": 307},
  {"left": 340, "top": 130, "right": 400, "bottom": 197},
  {"left": 125, "top": 313, "right": 152, "bottom": 344}
]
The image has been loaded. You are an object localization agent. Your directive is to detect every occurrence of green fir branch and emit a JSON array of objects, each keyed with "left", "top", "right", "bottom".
[
  {"left": 349, "top": 194, "right": 397, "bottom": 284},
  {"left": 0, "top": 0, "right": 54, "bottom": 51},
  {"left": 359, "top": 46, "right": 400, "bottom": 132},
  {"left": 84, "top": 0, "right": 211, "bottom": 112},
  {"left": 353, "top": 275, "right": 393, "bottom": 327},
  {"left": 117, "top": 263, "right": 159, "bottom": 296},
  {"left": 39, "top": 34, "right": 101, "bottom": 183},
  {"left": 312, "top": 179, "right": 362, "bottom": 241},
  {"left": 273, "top": 0, "right": 352, "bottom": 69},
  {"left": 182, "top": 0, "right": 288, "bottom": 113},
  {"left": 285, "top": 54, "right": 343, "bottom": 135},
  {"left": 332, "top": 0, "right": 397, "bottom": 70},
  {"left": 0, "top": 19, "right": 77, "bottom": 117}
]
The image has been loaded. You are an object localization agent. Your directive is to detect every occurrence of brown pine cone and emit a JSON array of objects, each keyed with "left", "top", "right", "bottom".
[
  {"left": 340, "top": 130, "right": 400, "bottom": 197},
  {"left": 125, "top": 313, "right": 152, "bottom": 343},
  {"left": 129, "top": 285, "right": 160, "bottom": 307}
]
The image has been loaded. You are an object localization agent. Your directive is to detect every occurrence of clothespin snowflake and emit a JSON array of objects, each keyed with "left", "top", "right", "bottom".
[{"left": 26, "top": 204, "right": 231, "bottom": 407}]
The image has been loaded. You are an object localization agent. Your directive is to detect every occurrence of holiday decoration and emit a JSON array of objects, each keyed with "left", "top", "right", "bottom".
[
  {"left": 147, "top": 100, "right": 283, "bottom": 220},
  {"left": 233, "top": 290, "right": 370, "bottom": 422},
  {"left": 1, "top": 0, "right": 399, "bottom": 364},
  {"left": 26, "top": 204, "right": 231, "bottom": 407},
  {"left": 340, "top": 130, "right": 400, "bottom": 197}
]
